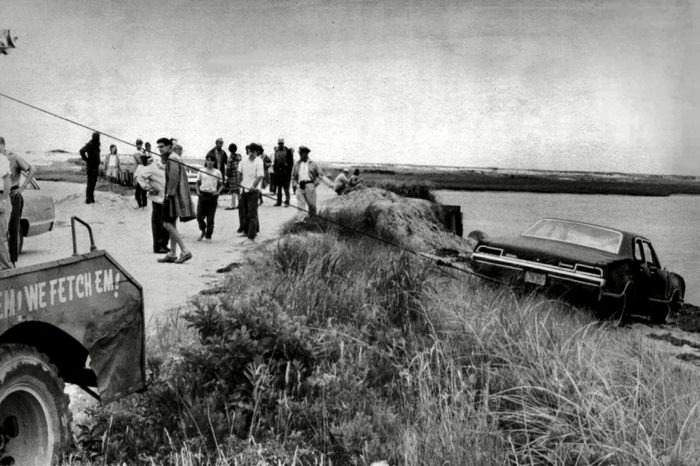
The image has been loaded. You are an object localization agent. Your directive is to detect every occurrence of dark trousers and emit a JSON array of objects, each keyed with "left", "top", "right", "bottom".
[
  {"left": 196, "top": 192, "right": 218, "bottom": 239},
  {"left": 151, "top": 201, "right": 170, "bottom": 252},
  {"left": 8, "top": 190, "right": 23, "bottom": 263},
  {"left": 86, "top": 167, "right": 99, "bottom": 203},
  {"left": 135, "top": 185, "right": 148, "bottom": 208},
  {"left": 238, "top": 191, "right": 259, "bottom": 239},
  {"left": 276, "top": 175, "right": 291, "bottom": 205}
]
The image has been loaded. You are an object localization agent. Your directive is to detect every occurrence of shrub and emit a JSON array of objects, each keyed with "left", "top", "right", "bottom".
[{"left": 371, "top": 181, "right": 436, "bottom": 202}]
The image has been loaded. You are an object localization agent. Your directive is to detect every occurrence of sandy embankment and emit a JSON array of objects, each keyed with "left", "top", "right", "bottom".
[{"left": 20, "top": 181, "right": 330, "bottom": 329}]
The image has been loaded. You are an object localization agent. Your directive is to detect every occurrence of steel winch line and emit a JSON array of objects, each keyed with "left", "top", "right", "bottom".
[{"left": 0, "top": 90, "right": 500, "bottom": 283}]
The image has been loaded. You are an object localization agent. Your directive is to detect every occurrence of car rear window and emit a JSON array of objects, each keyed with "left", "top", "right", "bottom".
[{"left": 522, "top": 219, "right": 622, "bottom": 254}]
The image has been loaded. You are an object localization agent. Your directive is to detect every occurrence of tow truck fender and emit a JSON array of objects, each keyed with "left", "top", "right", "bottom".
[{"left": 0, "top": 250, "right": 145, "bottom": 403}]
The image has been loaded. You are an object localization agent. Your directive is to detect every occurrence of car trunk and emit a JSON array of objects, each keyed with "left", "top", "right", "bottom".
[{"left": 482, "top": 235, "right": 618, "bottom": 268}]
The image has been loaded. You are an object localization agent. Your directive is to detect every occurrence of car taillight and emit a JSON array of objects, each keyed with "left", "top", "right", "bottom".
[
  {"left": 476, "top": 246, "right": 504, "bottom": 256},
  {"left": 574, "top": 264, "right": 603, "bottom": 277}
]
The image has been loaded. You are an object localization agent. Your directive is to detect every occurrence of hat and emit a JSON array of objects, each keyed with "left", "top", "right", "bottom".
[
  {"left": 216, "top": 138, "right": 224, "bottom": 143},
  {"left": 342, "top": 168, "right": 349, "bottom": 173},
  {"left": 298, "top": 145, "right": 310, "bottom": 154},
  {"left": 278, "top": 138, "right": 284, "bottom": 144},
  {"left": 249, "top": 143, "right": 263, "bottom": 154}
]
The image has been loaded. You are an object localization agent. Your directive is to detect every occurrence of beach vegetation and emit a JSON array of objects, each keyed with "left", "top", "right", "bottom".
[
  {"left": 370, "top": 181, "right": 436, "bottom": 203},
  {"left": 67, "top": 191, "right": 700, "bottom": 465}
]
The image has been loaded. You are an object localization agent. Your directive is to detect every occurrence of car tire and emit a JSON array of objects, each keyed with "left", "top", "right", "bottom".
[
  {"left": 0, "top": 344, "right": 72, "bottom": 465},
  {"left": 603, "top": 282, "right": 635, "bottom": 324},
  {"left": 652, "top": 291, "right": 680, "bottom": 325},
  {"left": 670, "top": 291, "right": 683, "bottom": 314}
]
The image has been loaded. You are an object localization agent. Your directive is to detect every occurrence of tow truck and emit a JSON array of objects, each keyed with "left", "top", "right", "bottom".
[
  {"left": 2, "top": 27, "right": 145, "bottom": 466},
  {"left": 0, "top": 217, "right": 146, "bottom": 465},
  {"left": 0, "top": 217, "right": 145, "bottom": 464}
]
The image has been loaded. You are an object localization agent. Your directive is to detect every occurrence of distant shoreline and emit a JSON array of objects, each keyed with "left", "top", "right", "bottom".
[
  {"left": 323, "top": 162, "right": 700, "bottom": 197},
  {"left": 28, "top": 156, "right": 700, "bottom": 197}
]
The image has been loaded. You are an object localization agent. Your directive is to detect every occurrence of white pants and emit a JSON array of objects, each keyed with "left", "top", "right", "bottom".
[{"left": 296, "top": 182, "right": 317, "bottom": 217}]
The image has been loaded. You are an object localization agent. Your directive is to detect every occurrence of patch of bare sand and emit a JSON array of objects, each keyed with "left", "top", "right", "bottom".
[{"left": 20, "top": 181, "right": 334, "bottom": 329}]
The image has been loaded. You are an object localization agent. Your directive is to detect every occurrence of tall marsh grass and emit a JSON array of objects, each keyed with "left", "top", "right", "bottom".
[
  {"left": 71, "top": 226, "right": 700, "bottom": 465},
  {"left": 370, "top": 181, "right": 437, "bottom": 203}
]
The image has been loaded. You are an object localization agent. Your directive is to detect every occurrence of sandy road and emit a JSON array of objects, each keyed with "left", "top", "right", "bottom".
[{"left": 19, "top": 181, "right": 333, "bottom": 330}]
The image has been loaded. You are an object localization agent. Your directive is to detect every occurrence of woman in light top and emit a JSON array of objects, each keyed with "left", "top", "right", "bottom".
[{"left": 104, "top": 144, "right": 121, "bottom": 190}]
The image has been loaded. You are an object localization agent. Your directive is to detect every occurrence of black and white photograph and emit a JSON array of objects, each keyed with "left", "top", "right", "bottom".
[{"left": 1, "top": 1, "right": 700, "bottom": 464}]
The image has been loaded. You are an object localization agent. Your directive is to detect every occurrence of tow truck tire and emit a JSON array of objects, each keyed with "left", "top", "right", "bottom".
[{"left": 0, "top": 344, "right": 71, "bottom": 465}]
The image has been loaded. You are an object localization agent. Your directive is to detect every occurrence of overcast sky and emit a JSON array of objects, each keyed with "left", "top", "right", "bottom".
[{"left": 1, "top": 0, "right": 699, "bottom": 175}]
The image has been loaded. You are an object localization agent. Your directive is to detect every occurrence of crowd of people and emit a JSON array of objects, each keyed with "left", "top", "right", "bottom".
[
  {"left": 0, "top": 132, "right": 368, "bottom": 272},
  {"left": 0, "top": 132, "right": 366, "bottom": 270},
  {"left": 77, "top": 134, "right": 358, "bottom": 265}
]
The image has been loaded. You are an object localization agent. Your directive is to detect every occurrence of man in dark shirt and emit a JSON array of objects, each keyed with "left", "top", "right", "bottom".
[
  {"left": 79, "top": 132, "right": 101, "bottom": 204},
  {"left": 273, "top": 138, "right": 294, "bottom": 207},
  {"left": 206, "top": 138, "right": 227, "bottom": 185}
]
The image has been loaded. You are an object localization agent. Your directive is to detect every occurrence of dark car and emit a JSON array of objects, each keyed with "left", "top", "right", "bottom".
[{"left": 469, "top": 218, "right": 685, "bottom": 323}]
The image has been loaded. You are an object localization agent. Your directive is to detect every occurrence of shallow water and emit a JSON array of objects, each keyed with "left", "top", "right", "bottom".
[{"left": 436, "top": 191, "right": 700, "bottom": 305}]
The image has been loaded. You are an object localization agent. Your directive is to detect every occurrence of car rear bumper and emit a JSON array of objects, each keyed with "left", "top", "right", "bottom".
[
  {"left": 26, "top": 219, "right": 55, "bottom": 236},
  {"left": 471, "top": 252, "right": 606, "bottom": 289}
]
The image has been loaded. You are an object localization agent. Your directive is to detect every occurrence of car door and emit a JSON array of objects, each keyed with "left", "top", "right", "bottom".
[{"left": 633, "top": 238, "right": 670, "bottom": 308}]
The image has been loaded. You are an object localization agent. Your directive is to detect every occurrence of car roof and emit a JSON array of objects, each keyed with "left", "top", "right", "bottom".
[
  {"left": 530, "top": 218, "right": 651, "bottom": 258},
  {"left": 533, "top": 218, "right": 647, "bottom": 241}
]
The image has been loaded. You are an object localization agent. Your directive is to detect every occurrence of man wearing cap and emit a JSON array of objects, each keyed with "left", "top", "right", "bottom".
[
  {"left": 291, "top": 146, "right": 332, "bottom": 217},
  {"left": 333, "top": 168, "right": 350, "bottom": 195},
  {"left": 206, "top": 138, "right": 228, "bottom": 185},
  {"left": 273, "top": 138, "right": 293, "bottom": 206}
]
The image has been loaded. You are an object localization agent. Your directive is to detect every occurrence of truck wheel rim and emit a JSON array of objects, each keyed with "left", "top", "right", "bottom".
[{"left": 0, "top": 384, "right": 54, "bottom": 464}]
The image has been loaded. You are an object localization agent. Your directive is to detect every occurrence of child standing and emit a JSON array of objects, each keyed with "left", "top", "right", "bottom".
[
  {"left": 196, "top": 154, "right": 223, "bottom": 242},
  {"left": 133, "top": 154, "right": 150, "bottom": 209},
  {"left": 225, "top": 144, "right": 241, "bottom": 210},
  {"left": 105, "top": 144, "right": 121, "bottom": 190}
]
